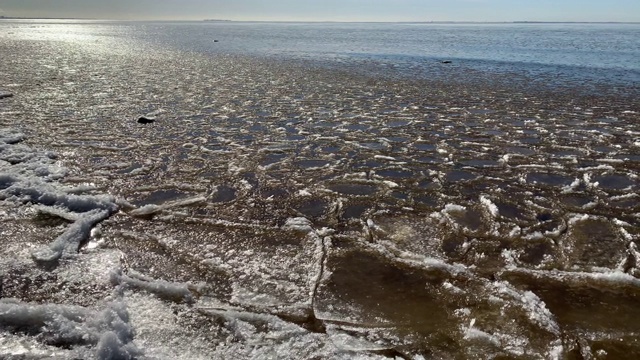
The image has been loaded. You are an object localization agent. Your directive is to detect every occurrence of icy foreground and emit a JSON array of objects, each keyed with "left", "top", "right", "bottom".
[
  {"left": 1, "top": 22, "right": 640, "bottom": 359},
  {"left": 0, "top": 131, "right": 389, "bottom": 359}
]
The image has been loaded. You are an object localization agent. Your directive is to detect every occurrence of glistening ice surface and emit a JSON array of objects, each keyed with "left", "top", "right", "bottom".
[{"left": 1, "top": 21, "right": 640, "bottom": 359}]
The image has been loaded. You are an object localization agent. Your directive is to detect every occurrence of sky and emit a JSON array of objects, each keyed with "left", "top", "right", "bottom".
[{"left": 0, "top": 0, "right": 639, "bottom": 22}]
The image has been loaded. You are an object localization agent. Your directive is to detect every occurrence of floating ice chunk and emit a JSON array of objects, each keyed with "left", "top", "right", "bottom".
[
  {"left": 479, "top": 195, "right": 499, "bottom": 217},
  {"left": 580, "top": 201, "right": 598, "bottom": 210},
  {"left": 297, "top": 189, "right": 312, "bottom": 197},
  {"left": 365, "top": 218, "right": 381, "bottom": 231},
  {"left": 543, "top": 220, "right": 568, "bottom": 238},
  {"left": 443, "top": 203, "right": 466, "bottom": 213},
  {"left": 597, "top": 158, "right": 624, "bottom": 164},
  {"left": 492, "top": 281, "right": 560, "bottom": 335},
  {"left": 501, "top": 249, "right": 520, "bottom": 269},
  {"left": 282, "top": 217, "right": 314, "bottom": 233},
  {"left": 316, "top": 227, "right": 335, "bottom": 237},
  {"left": 231, "top": 284, "right": 285, "bottom": 308},
  {"left": 32, "top": 209, "right": 112, "bottom": 264},
  {"left": 382, "top": 180, "right": 398, "bottom": 188},
  {"left": 129, "top": 196, "right": 206, "bottom": 218},
  {"left": 34, "top": 204, "right": 81, "bottom": 221},
  {"left": 145, "top": 108, "right": 166, "bottom": 117},
  {"left": 373, "top": 155, "right": 396, "bottom": 161},
  {"left": 443, "top": 281, "right": 465, "bottom": 294},
  {"left": 0, "top": 129, "right": 24, "bottom": 144},
  {"left": 463, "top": 325, "right": 500, "bottom": 346},
  {"left": 521, "top": 291, "right": 560, "bottom": 335},
  {"left": 328, "top": 331, "right": 391, "bottom": 351},
  {"left": 586, "top": 270, "right": 640, "bottom": 286},
  {"left": 547, "top": 340, "right": 564, "bottom": 360},
  {"left": 128, "top": 204, "right": 162, "bottom": 217},
  {"left": 609, "top": 192, "right": 640, "bottom": 201},
  {"left": 568, "top": 214, "right": 590, "bottom": 225},
  {"left": 578, "top": 164, "right": 614, "bottom": 172},
  {"left": 561, "top": 178, "right": 581, "bottom": 193},
  {"left": 508, "top": 226, "right": 522, "bottom": 238},
  {"left": 96, "top": 331, "right": 141, "bottom": 360},
  {"left": 62, "top": 183, "right": 99, "bottom": 194},
  {"left": 523, "top": 231, "right": 545, "bottom": 240},
  {"left": 111, "top": 270, "right": 195, "bottom": 304},
  {"left": 509, "top": 267, "right": 640, "bottom": 288},
  {"left": 614, "top": 219, "right": 634, "bottom": 242},
  {"left": 0, "top": 299, "right": 88, "bottom": 328},
  {"left": 363, "top": 239, "right": 470, "bottom": 277}
]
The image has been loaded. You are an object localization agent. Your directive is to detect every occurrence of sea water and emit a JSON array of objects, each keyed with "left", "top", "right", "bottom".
[{"left": 0, "top": 20, "right": 639, "bottom": 359}]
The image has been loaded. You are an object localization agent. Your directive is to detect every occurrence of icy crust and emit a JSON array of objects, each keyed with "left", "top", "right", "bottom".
[
  {"left": 0, "top": 129, "right": 118, "bottom": 264},
  {"left": 31, "top": 209, "right": 112, "bottom": 263},
  {"left": 123, "top": 294, "right": 385, "bottom": 360},
  {"left": 0, "top": 298, "right": 141, "bottom": 359}
]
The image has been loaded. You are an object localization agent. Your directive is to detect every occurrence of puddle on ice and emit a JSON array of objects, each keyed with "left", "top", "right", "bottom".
[
  {"left": 295, "top": 159, "right": 331, "bottom": 169},
  {"left": 526, "top": 172, "right": 574, "bottom": 186},
  {"left": 459, "top": 159, "right": 500, "bottom": 168},
  {"left": 294, "top": 198, "right": 329, "bottom": 219},
  {"left": 318, "top": 251, "right": 456, "bottom": 336},
  {"left": 328, "top": 183, "right": 379, "bottom": 196},
  {"left": 413, "top": 143, "right": 437, "bottom": 151},
  {"left": 504, "top": 270, "right": 640, "bottom": 334},
  {"left": 444, "top": 170, "right": 477, "bottom": 182},
  {"left": 593, "top": 174, "right": 637, "bottom": 190},
  {"left": 341, "top": 203, "right": 369, "bottom": 220},
  {"left": 375, "top": 168, "right": 414, "bottom": 179},
  {"left": 210, "top": 185, "right": 237, "bottom": 203}
]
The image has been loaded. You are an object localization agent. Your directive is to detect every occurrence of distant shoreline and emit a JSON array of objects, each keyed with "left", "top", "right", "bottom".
[
  {"left": 0, "top": 16, "right": 638, "bottom": 24},
  {"left": 0, "top": 16, "right": 96, "bottom": 20}
]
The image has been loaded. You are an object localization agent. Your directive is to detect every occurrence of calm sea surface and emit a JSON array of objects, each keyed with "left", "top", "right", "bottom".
[{"left": 5, "top": 20, "right": 640, "bottom": 88}]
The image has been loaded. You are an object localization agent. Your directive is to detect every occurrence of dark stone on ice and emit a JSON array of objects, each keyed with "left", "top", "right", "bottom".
[
  {"left": 441, "top": 60, "right": 452, "bottom": 64},
  {"left": 214, "top": 39, "right": 219, "bottom": 42},
  {"left": 0, "top": 92, "right": 14, "bottom": 99},
  {"left": 137, "top": 116, "right": 156, "bottom": 124}
]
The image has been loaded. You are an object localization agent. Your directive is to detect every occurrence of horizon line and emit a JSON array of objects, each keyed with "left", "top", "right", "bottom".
[{"left": 1, "top": 16, "right": 640, "bottom": 24}]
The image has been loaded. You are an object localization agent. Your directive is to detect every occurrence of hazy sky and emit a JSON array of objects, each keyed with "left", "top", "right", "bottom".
[{"left": 1, "top": 0, "right": 639, "bottom": 22}]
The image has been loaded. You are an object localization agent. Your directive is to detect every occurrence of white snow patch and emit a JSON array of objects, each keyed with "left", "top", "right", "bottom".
[
  {"left": 480, "top": 195, "right": 499, "bottom": 217},
  {"left": 568, "top": 214, "right": 590, "bottom": 225},
  {"left": 443, "top": 203, "right": 466, "bottom": 213},
  {"left": 297, "top": 189, "right": 312, "bottom": 197},
  {"left": 32, "top": 209, "right": 112, "bottom": 264},
  {"left": 129, "top": 196, "right": 206, "bottom": 217},
  {"left": 1, "top": 130, "right": 119, "bottom": 264},
  {"left": 0, "top": 299, "right": 141, "bottom": 359},
  {"left": 111, "top": 270, "right": 195, "bottom": 304},
  {"left": 373, "top": 155, "right": 396, "bottom": 161}
]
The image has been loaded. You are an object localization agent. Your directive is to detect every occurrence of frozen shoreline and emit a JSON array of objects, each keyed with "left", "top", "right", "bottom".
[{"left": 1, "top": 23, "right": 640, "bottom": 359}]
